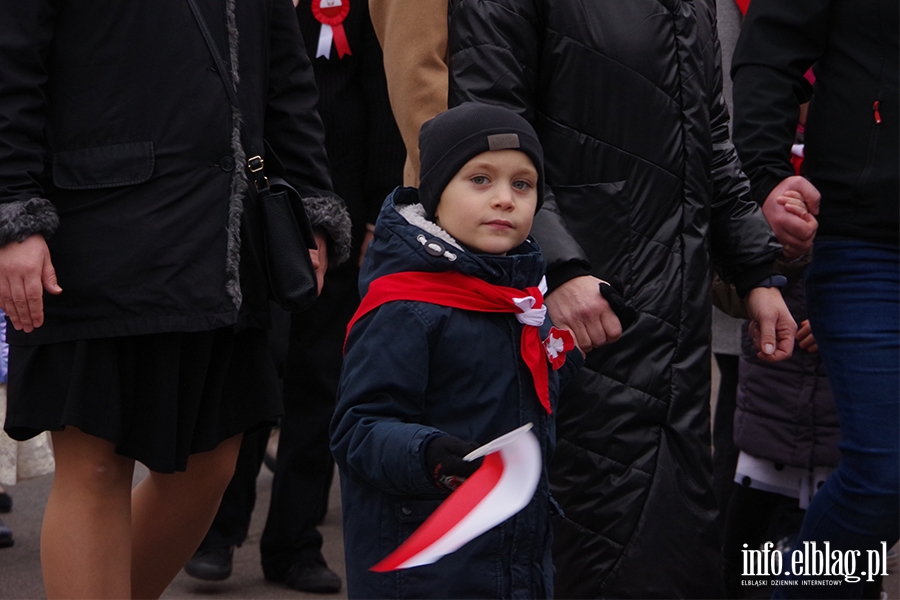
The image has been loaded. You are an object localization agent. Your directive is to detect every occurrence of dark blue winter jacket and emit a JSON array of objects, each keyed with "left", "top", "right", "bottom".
[{"left": 331, "top": 187, "right": 582, "bottom": 599}]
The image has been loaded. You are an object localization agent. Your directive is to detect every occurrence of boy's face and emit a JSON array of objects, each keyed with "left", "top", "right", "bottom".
[{"left": 435, "top": 150, "right": 538, "bottom": 255}]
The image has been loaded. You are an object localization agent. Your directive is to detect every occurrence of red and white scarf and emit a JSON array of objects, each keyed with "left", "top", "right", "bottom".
[{"left": 345, "top": 270, "right": 574, "bottom": 414}]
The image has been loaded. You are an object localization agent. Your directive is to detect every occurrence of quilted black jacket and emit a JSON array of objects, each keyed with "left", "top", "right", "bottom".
[{"left": 449, "top": 0, "right": 781, "bottom": 596}]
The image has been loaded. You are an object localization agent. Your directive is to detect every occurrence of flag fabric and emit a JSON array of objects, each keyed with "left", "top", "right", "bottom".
[{"left": 370, "top": 424, "right": 542, "bottom": 572}]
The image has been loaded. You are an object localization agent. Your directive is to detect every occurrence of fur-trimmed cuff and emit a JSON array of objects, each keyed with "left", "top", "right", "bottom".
[
  {"left": 0, "top": 198, "right": 60, "bottom": 247},
  {"left": 302, "top": 195, "right": 352, "bottom": 266}
]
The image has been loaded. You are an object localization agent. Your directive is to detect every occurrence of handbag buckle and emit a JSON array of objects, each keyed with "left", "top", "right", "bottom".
[{"left": 248, "top": 155, "right": 269, "bottom": 191}]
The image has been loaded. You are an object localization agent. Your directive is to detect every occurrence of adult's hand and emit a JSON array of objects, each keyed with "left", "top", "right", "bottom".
[
  {"left": 0, "top": 234, "right": 62, "bottom": 332},
  {"left": 744, "top": 286, "right": 796, "bottom": 363},
  {"left": 545, "top": 275, "right": 622, "bottom": 353},
  {"left": 311, "top": 229, "right": 329, "bottom": 295},
  {"left": 762, "top": 176, "right": 821, "bottom": 260}
]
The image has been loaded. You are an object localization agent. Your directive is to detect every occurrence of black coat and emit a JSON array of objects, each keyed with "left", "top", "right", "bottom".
[
  {"left": 296, "top": 0, "right": 405, "bottom": 261},
  {"left": 732, "top": 0, "right": 899, "bottom": 244},
  {"left": 0, "top": 0, "right": 336, "bottom": 345},
  {"left": 449, "top": 1, "right": 780, "bottom": 597}
]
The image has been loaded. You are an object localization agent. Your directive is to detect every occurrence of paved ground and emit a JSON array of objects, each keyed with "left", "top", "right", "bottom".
[
  {"left": 0, "top": 465, "right": 347, "bottom": 600},
  {"left": 1, "top": 359, "right": 897, "bottom": 599}
]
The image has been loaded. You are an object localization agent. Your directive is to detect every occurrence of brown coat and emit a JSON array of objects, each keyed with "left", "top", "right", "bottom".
[{"left": 369, "top": 0, "right": 448, "bottom": 185}]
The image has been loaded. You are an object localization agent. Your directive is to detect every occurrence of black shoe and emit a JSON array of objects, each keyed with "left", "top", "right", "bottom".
[
  {"left": 0, "top": 519, "right": 13, "bottom": 548},
  {"left": 0, "top": 491, "right": 11, "bottom": 513},
  {"left": 184, "top": 546, "right": 233, "bottom": 581},
  {"left": 284, "top": 561, "right": 342, "bottom": 594}
]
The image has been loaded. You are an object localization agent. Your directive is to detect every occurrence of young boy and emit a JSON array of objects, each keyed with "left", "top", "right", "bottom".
[{"left": 331, "top": 103, "right": 584, "bottom": 599}]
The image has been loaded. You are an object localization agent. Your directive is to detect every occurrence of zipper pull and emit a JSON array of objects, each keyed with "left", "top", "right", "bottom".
[{"left": 874, "top": 100, "right": 882, "bottom": 124}]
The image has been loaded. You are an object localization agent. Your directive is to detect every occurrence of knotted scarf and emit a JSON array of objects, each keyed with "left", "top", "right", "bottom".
[{"left": 344, "top": 270, "right": 573, "bottom": 414}]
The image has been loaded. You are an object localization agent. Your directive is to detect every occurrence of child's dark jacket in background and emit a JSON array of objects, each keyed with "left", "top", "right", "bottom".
[
  {"left": 735, "top": 277, "right": 840, "bottom": 470},
  {"left": 331, "top": 187, "right": 582, "bottom": 599},
  {"left": 712, "top": 258, "right": 841, "bottom": 470}
]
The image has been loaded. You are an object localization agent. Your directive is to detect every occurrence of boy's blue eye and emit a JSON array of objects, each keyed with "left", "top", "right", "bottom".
[
  {"left": 513, "top": 180, "right": 533, "bottom": 190},
  {"left": 471, "top": 175, "right": 489, "bottom": 185}
]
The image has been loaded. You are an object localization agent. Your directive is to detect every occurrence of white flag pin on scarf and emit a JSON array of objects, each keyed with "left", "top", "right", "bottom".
[{"left": 370, "top": 423, "right": 541, "bottom": 572}]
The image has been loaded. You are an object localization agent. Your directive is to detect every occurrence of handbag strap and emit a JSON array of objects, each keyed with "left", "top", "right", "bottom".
[{"left": 185, "top": 0, "right": 269, "bottom": 191}]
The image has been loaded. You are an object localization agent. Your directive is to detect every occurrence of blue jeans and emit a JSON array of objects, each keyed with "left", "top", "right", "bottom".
[{"left": 775, "top": 238, "right": 899, "bottom": 599}]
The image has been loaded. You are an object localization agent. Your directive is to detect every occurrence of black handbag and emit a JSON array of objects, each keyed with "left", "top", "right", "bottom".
[
  {"left": 250, "top": 157, "right": 320, "bottom": 312},
  {"left": 187, "top": 0, "right": 319, "bottom": 312}
]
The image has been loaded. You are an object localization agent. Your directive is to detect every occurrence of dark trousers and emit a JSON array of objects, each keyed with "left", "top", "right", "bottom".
[
  {"left": 260, "top": 266, "right": 361, "bottom": 580},
  {"left": 775, "top": 239, "right": 899, "bottom": 599},
  {"left": 713, "top": 353, "right": 740, "bottom": 532},
  {"left": 722, "top": 484, "right": 805, "bottom": 598}
]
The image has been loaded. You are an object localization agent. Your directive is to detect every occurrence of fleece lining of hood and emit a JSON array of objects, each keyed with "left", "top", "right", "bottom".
[{"left": 396, "top": 202, "right": 464, "bottom": 251}]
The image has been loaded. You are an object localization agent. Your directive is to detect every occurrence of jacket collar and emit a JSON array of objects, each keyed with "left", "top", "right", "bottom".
[{"left": 360, "top": 187, "right": 547, "bottom": 295}]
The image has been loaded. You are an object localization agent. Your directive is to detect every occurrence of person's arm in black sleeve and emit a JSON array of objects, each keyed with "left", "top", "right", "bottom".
[
  {"left": 731, "top": 0, "right": 825, "bottom": 205},
  {"left": 448, "top": 0, "right": 621, "bottom": 352},
  {"left": 266, "top": 0, "right": 352, "bottom": 267},
  {"left": 732, "top": 0, "right": 827, "bottom": 261},
  {"left": 448, "top": 0, "right": 590, "bottom": 284},
  {"left": 0, "top": 1, "right": 63, "bottom": 333},
  {"left": 707, "top": 18, "right": 782, "bottom": 290},
  {"left": 705, "top": 11, "right": 796, "bottom": 362}
]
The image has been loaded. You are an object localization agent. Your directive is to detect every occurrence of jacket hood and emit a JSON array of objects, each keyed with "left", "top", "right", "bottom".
[{"left": 359, "top": 187, "right": 547, "bottom": 297}]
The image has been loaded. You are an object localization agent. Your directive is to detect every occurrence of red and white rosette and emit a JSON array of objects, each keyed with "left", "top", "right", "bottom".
[
  {"left": 312, "top": 0, "right": 351, "bottom": 59},
  {"left": 543, "top": 326, "right": 575, "bottom": 371}
]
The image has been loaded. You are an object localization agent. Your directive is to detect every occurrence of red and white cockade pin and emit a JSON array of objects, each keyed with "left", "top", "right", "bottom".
[
  {"left": 312, "top": 0, "right": 351, "bottom": 59},
  {"left": 543, "top": 326, "right": 575, "bottom": 371}
]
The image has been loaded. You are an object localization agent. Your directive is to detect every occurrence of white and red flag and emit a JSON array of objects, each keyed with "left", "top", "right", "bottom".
[{"left": 370, "top": 423, "right": 542, "bottom": 572}]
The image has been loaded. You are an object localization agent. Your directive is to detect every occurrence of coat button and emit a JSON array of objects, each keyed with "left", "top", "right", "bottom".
[
  {"left": 219, "top": 156, "right": 235, "bottom": 172},
  {"left": 401, "top": 506, "right": 412, "bottom": 516},
  {"left": 424, "top": 239, "right": 446, "bottom": 257}
]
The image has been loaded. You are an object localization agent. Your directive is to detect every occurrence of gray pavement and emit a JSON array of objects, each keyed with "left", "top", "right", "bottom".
[
  {"left": 1, "top": 360, "right": 898, "bottom": 599},
  {"left": 0, "top": 465, "right": 348, "bottom": 600}
]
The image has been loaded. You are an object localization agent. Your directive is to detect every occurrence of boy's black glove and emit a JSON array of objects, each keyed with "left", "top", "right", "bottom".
[{"left": 424, "top": 435, "right": 484, "bottom": 491}]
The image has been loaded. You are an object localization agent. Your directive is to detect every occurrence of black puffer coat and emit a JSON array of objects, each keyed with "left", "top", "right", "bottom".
[{"left": 449, "top": 1, "right": 780, "bottom": 597}]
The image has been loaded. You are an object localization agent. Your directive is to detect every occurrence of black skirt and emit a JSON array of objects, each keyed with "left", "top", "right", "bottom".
[{"left": 4, "top": 327, "right": 281, "bottom": 473}]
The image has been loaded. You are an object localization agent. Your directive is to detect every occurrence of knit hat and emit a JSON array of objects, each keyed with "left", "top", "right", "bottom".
[{"left": 418, "top": 103, "right": 545, "bottom": 218}]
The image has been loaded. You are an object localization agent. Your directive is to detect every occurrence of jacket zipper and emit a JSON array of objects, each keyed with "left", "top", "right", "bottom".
[{"left": 856, "top": 92, "right": 884, "bottom": 197}]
